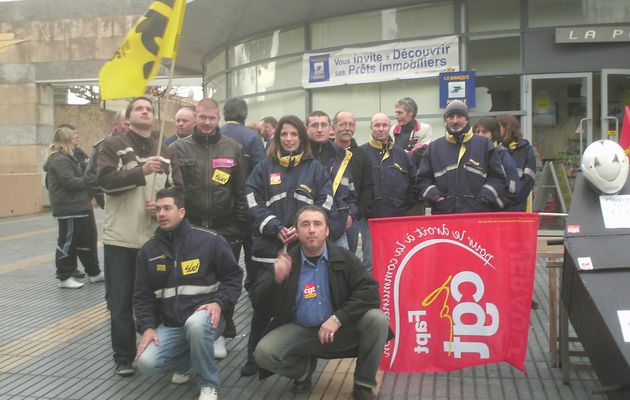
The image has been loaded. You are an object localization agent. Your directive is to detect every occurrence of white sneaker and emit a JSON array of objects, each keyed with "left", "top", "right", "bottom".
[
  {"left": 199, "top": 386, "right": 218, "bottom": 400},
  {"left": 171, "top": 370, "right": 191, "bottom": 384},
  {"left": 88, "top": 272, "right": 105, "bottom": 283},
  {"left": 214, "top": 336, "right": 227, "bottom": 359},
  {"left": 59, "top": 277, "right": 84, "bottom": 289}
]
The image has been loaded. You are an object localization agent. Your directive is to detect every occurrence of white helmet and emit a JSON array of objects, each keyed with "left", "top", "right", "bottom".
[{"left": 581, "top": 140, "right": 629, "bottom": 195}]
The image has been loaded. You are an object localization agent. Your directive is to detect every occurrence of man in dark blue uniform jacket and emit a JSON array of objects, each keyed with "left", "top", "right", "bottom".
[
  {"left": 134, "top": 188, "right": 243, "bottom": 400},
  {"left": 417, "top": 100, "right": 506, "bottom": 214}
]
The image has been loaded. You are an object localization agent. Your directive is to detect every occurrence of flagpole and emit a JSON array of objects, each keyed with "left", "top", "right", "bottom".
[
  {"left": 149, "top": 57, "right": 178, "bottom": 210},
  {"left": 155, "top": 59, "right": 177, "bottom": 160}
]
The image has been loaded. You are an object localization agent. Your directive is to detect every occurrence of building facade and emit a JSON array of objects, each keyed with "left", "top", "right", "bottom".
[{"left": 200, "top": 0, "right": 630, "bottom": 223}]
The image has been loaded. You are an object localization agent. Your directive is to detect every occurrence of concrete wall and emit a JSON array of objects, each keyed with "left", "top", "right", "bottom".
[{"left": 0, "top": 0, "right": 153, "bottom": 216}]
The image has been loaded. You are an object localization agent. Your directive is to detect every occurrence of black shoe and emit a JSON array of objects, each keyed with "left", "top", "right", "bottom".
[
  {"left": 115, "top": 362, "right": 135, "bottom": 377},
  {"left": 351, "top": 384, "right": 377, "bottom": 400},
  {"left": 531, "top": 300, "right": 539, "bottom": 310},
  {"left": 72, "top": 270, "right": 86, "bottom": 279},
  {"left": 291, "top": 356, "right": 317, "bottom": 394},
  {"left": 240, "top": 360, "right": 258, "bottom": 377}
]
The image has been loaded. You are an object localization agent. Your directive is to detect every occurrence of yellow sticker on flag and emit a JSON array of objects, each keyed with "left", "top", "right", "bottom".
[
  {"left": 212, "top": 170, "right": 230, "bottom": 185},
  {"left": 181, "top": 259, "right": 200, "bottom": 275}
]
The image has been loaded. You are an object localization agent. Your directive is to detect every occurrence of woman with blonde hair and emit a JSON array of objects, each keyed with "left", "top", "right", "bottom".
[{"left": 43, "top": 126, "right": 103, "bottom": 288}]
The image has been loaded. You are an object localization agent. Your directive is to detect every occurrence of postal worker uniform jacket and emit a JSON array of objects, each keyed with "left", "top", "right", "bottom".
[
  {"left": 345, "top": 138, "right": 374, "bottom": 220},
  {"left": 361, "top": 139, "right": 418, "bottom": 218},
  {"left": 310, "top": 140, "right": 358, "bottom": 241},
  {"left": 492, "top": 144, "right": 520, "bottom": 210},
  {"left": 133, "top": 219, "right": 243, "bottom": 334},
  {"left": 245, "top": 155, "right": 334, "bottom": 264},
  {"left": 416, "top": 128, "right": 506, "bottom": 214},
  {"left": 506, "top": 138, "right": 536, "bottom": 211}
]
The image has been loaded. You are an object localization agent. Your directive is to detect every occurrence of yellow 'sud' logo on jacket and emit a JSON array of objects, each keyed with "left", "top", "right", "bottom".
[
  {"left": 212, "top": 169, "right": 230, "bottom": 185},
  {"left": 156, "top": 264, "right": 167, "bottom": 272},
  {"left": 181, "top": 259, "right": 200, "bottom": 275}
]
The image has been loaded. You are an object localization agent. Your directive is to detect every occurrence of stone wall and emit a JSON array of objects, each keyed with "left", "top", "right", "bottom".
[
  {"left": 54, "top": 100, "right": 183, "bottom": 155},
  {"left": 0, "top": 0, "right": 157, "bottom": 216}
]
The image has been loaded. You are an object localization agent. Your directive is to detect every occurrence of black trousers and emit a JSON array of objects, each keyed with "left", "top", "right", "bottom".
[
  {"left": 55, "top": 209, "right": 100, "bottom": 280},
  {"left": 104, "top": 244, "right": 138, "bottom": 365}
]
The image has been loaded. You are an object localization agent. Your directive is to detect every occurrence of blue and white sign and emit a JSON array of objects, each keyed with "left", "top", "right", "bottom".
[
  {"left": 439, "top": 70, "right": 476, "bottom": 108},
  {"left": 308, "top": 54, "right": 330, "bottom": 83},
  {"left": 302, "top": 36, "right": 459, "bottom": 89}
]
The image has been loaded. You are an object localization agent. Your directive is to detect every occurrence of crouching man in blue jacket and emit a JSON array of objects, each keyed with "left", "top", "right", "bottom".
[{"left": 134, "top": 188, "right": 243, "bottom": 400}]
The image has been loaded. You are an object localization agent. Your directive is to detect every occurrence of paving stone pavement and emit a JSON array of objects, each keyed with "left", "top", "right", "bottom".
[{"left": 0, "top": 211, "right": 606, "bottom": 399}]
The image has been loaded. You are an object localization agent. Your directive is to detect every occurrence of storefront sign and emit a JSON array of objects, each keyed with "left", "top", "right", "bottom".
[
  {"left": 371, "top": 212, "right": 538, "bottom": 373},
  {"left": 556, "top": 26, "right": 630, "bottom": 43},
  {"left": 439, "top": 70, "right": 476, "bottom": 108},
  {"left": 302, "top": 36, "right": 459, "bottom": 89}
]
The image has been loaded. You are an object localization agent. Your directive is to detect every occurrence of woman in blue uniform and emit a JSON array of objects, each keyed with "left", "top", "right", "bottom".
[
  {"left": 497, "top": 115, "right": 537, "bottom": 211},
  {"left": 240, "top": 115, "right": 333, "bottom": 377}
]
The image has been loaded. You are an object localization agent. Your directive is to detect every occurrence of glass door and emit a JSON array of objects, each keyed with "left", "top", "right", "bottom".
[
  {"left": 524, "top": 73, "right": 592, "bottom": 231},
  {"left": 601, "top": 69, "right": 630, "bottom": 142}
]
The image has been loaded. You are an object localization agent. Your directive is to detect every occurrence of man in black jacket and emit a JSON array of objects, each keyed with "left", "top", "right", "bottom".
[
  {"left": 251, "top": 205, "right": 388, "bottom": 400},
  {"left": 169, "top": 98, "right": 247, "bottom": 259},
  {"left": 134, "top": 188, "right": 242, "bottom": 400},
  {"left": 333, "top": 110, "right": 374, "bottom": 271}
]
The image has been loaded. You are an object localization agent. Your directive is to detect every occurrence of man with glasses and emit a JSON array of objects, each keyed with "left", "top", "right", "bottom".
[
  {"left": 332, "top": 111, "right": 374, "bottom": 271},
  {"left": 306, "top": 111, "right": 357, "bottom": 249}
]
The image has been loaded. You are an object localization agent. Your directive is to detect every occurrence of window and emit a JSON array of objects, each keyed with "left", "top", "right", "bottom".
[
  {"left": 529, "top": 0, "right": 630, "bottom": 28},
  {"left": 467, "top": 0, "right": 520, "bottom": 32},
  {"left": 310, "top": 3, "right": 454, "bottom": 50},
  {"left": 247, "top": 91, "right": 305, "bottom": 123},
  {"left": 228, "top": 27, "right": 304, "bottom": 68},
  {"left": 467, "top": 34, "right": 521, "bottom": 72}
]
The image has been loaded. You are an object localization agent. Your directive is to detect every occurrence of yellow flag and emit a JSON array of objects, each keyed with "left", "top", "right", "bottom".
[{"left": 99, "top": 0, "right": 186, "bottom": 100}]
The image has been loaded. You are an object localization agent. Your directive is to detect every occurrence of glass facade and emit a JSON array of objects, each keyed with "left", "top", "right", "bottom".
[
  {"left": 202, "top": 0, "right": 630, "bottom": 222},
  {"left": 204, "top": 1, "right": 462, "bottom": 127},
  {"left": 310, "top": 3, "right": 454, "bottom": 50},
  {"left": 468, "top": 0, "right": 520, "bottom": 32}
]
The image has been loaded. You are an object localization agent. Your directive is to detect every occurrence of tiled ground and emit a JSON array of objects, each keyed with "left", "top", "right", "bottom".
[{"left": 0, "top": 211, "right": 605, "bottom": 399}]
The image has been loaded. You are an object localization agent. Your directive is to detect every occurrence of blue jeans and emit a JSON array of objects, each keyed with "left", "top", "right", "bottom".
[
  {"left": 104, "top": 245, "right": 137, "bottom": 365},
  {"left": 255, "top": 309, "right": 388, "bottom": 388},
  {"left": 136, "top": 311, "right": 226, "bottom": 389}
]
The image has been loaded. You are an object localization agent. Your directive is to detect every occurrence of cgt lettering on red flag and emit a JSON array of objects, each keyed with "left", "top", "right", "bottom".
[{"left": 371, "top": 212, "right": 538, "bottom": 373}]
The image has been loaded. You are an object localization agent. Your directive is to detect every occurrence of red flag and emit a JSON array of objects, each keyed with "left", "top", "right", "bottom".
[
  {"left": 620, "top": 105, "right": 630, "bottom": 158},
  {"left": 371, "top": 212, "right": 538, "bottom": 373}
]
